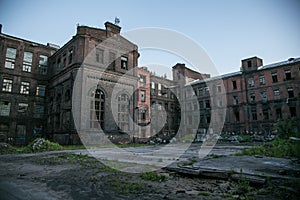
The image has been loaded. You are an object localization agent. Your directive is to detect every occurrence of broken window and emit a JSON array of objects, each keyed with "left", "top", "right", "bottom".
[
  {"left": 140, "top": 90, "right": 146, "bottom": 102},
  {"left": 2, "top": 79, "right": 13, "bottom": 92},
  {"left": 5, "top": 47, "right": 16, "bottom": 69},
  {"left": 261, "top": 91, "right": 267, "bottom": 102},
  {"left": 18, "top": 103, "right": 28, "bottom": 113},
  {"left": 96, "top": 48, "right": 103, "bottom": 64},
  {"left": 38, "top": 55, "right": 48, "bottom": 75},
  {"left": 22, "top": 52, "right": 33, "bottom": 72},
  {"left": 20, "top": 82, "right": 30, "bottom": 95},
  {"left": 287, "top": 88, "right": 294, "bottom": 98},
  {"left": 259, "top": 75, "right": 265, "bottom": 85},
  {"left": 139, "top": 75, "right": 146, "bottom": 84},
  {"left": 273, "top": 89, "right": 280, "bottom": 99},
  {"left": 90, "top": 89, "right": 105, "bottom": 129},
  {"left": 248, "top": 77, "right": 254, "bottom": 87},
  {"left": 198, "top": 88, "right": 203, "bottom": 96},
  {"left": 205, "top": 99, "right": 210, "bottom": 108},
  {"left": 204, "top": 86, "right": 209, "bottom": 95}
]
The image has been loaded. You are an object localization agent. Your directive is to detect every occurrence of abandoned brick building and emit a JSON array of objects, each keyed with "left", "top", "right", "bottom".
[{"left": 0, "top": 22, "right": 299, "bottom": 145}]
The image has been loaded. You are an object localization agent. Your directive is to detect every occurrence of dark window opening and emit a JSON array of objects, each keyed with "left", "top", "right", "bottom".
[
  {"left": 289, "top": 107, "right": 297, "bottom": 117},
  {"left": 285, "top": 70, "right": 292, "bottom": 80},
  {"left": 263, "top": 108, "right": 269, "bottom": 120},
  {"left": 251, "top": 107, "right": 257, "bottom": 121},
  {"left": 232, "top": 80, "right": 237, "bottom": 90},
  {"left": 247, "top": 60, "right": 252, "bottom": 68},
  {"left": 234, "top": 111, "right": 240, "bottom": 122},
  {"left": 272, "top": 72, "right": 278, "bottom": 83},
  {"left": 287, "top": 88, "right": 294, "bottom": 98}
]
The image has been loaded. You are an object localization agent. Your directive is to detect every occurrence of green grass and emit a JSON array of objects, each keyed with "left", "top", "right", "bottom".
[
  {"left": 235, "top": 138, "right": 300, "bottom": 158},
  {"left": 140, "top": 171, "right": 166, "bottom": 182}
]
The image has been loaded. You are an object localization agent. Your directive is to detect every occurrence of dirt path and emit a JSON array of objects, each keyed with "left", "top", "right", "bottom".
[{"left": 0, "top": 152, "right": 298, "bottom": 199}]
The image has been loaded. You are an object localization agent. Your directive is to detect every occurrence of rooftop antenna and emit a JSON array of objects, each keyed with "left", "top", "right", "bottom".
[{"left": 114, "top": 17, "right": 120, "bottom": 25}]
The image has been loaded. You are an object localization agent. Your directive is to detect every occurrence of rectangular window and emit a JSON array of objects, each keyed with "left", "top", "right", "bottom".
[
  {"left": 232, "top": 80, "right": 237, "bottom": 90},
  {"left": 199, "top": 100, "right": 204, "bottom": 109},
  {"left": 140, "top": 90, "right": 146, "bottom": 102},
  {"left": 109, "top": 52, "right": 116, "bottom": 70},
  {"left": 259, "top": 75, "right": 265, "bottom": 85},
  {"left": 5, "top": 47, "right": 16, "bottom": 69},
  {"left": 36, "top": 85, "right": 46, "bottom": 96},
  {"left": 205, "top": 99, "right": 210, "bottom": 108},
  {"left": 198, "top": 88, "right": 203, "bottom": 96},
  {"left": 217, "top": 85, "right": 222, "bottom": 93},
  {"left": 263, "top": 108, "right": 269, "bottom": 120},
  {"left": 158, "top": 83, "right": 161, "bottom": 96},
  {"left": 68, "top": 48, "right": 73, "bottom": 64},
  {"left": 62, "top": 52, "right": 67, "bottom": 67},
  {"left": 287, "top": 88, "right": 294, "bottom": 98},
  {"left": 234, "top": 111, "right": 240, "bottom": 122},
  {"left": 284, "top": 69, "right": 292, "bottom": 80},
  {"left": 248, "top": 77, "right": 254, "bottom": 87},
  {"left": 206, "top": 115, "right": 211, "bottom": 123},
  {"left": 0, "top": 101, "right": 11, "bottom": 116},
  {"left": 22, "top": 52, "right": 33, "bottom": 72},
  {"left": 121, "top": 56, "right": 128, "bottom": 70},
  {"left": 16, "top": 125, "right": 26, "bottom": 139},
  {"left": 34, "top": 104, "right": 45, "bottom": 118},
  {"left": 274, "top": 89, "right": 280, "bottom": 99},
  {"left": 204, "top": 86, "right": 209, "bottom": 95},
  {"left": 96, "top": 48, "right": 103, "bottom": 63},
  {"left": 247, "top": 60, "right": 252, "bottom": 68},
  {"left": 38, "top": 55, "right": 48, "bottom": 75},
  {"left": 250, "top": 93, "right": 256, "bottom": 102},
  {"left": 261, "top": 91, "right": 267, "bottom": 102},
  {"left": 2, "top": 79, "right": 13, "bottom": 92},
  {"left": 139, "top": 75, "right": 146, "bottom": 84},
  {"left": 251, "top": 107, "right": 257, "bottom": 121},
  {"left": 20, "top": 82, "right": 30, "bottom": 94},
  {"left": 18, "top": 103, "right": 28, "bottom": 113},
  {"left": 233, "top": 95, "right": 238, "bottom": 105},
  {"left": 57, "top": 57, "right": 61, "bottom": 69},
  {"left": 272, "top": 72, "right": 278, "bottom": 83}
]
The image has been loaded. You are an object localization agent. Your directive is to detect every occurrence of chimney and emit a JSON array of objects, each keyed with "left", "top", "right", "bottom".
[
  {"left": 105, "top": 21, "right": 121, "bottom": 35},
  {"left": 0, "top": 24, "right": 2, "bottom": 34}
]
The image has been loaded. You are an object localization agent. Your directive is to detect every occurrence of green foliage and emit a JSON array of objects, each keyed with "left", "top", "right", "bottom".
[
  {"left": 30, "top": 138, "right": 63, "bottom": 152},
  {"left": 140, "top": 171, "right": 166, "bottom": 182},
  {"left": 0, "top": 143, "right": 17, "bottom": 154},
  {"left": 275, "top": 117, "right": 298, "bottom": 139},
  {"left": 237, "top": 138, "right": 300, "bottom": 158}
]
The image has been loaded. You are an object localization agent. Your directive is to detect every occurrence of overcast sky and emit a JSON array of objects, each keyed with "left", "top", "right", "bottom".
[{"left": 1, "top": 0, "right": 299, "bottom": 78}]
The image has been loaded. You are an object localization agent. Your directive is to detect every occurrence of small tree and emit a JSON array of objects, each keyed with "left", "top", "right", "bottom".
[{"left": 275, "top": 117, "right": 298, "bottom": 139}]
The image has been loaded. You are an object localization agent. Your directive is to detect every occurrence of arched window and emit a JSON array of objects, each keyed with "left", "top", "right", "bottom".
[
  {"left": 90, "top": 89, "right": 105, "bottom": 129},
  {"left": 118, "top": 94, "right": 130, "bottom": 132}
]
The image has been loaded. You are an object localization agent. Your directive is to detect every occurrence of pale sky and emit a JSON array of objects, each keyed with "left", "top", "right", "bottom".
[{"left": 1, "top": 0, "right": 299, "bottom": 78}]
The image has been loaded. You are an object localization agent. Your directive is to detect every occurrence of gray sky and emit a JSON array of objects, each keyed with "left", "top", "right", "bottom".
[{"left": 1, "top": 0, "right": 299, "bottom": 78}]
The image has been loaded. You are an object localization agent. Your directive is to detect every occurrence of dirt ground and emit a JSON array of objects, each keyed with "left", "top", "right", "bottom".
[{"left": 0, "top": 152, "right": 298, "bottom": 200}]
